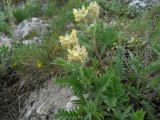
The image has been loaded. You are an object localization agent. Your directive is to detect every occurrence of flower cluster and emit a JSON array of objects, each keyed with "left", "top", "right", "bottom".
[
  {"left": 36, "top": 61, "right": 43, "bottom": 69},
  {"left": 73, "top": 6, "right": 88, "bottom": 22},
  {"left": 58, "top": 2, "right": 99, "bottom": 63},
  {"left": 59, "top": 29, "right": 88, "bottom": 63},
  {"left": 59, "top": 29, "right": 78, "bottom": 49},
  {"left": 67, "top": 44, "right": 88, "bottom": 63},
  {"left": 73, "top": 1, "right": 100, "bottom": 23},
  {"left": 87, "top": 1, "right": 100, "bottom": 19}
]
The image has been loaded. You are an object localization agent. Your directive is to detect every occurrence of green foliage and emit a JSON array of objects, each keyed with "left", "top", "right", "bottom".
[
  {"left": 0, "top": 11, "right": 5, "bottom": 22},
  {"left": 43, "top": 2, "right": 56, "bottom": 18},
  {"left": 127, "top": 14, "right": 151, "bottom": 37},
  {"left": 11, "top": 34, "right": 66, "bottom": 89},
  {"left": 104, "top": 0, "right": 127, "bottom": 15},
  {"left": 0, "top": 11, "right": 10, "bottom": 32},
  {"left": 24, "top": 29, "right": 39, "bottom": 39},
  {"left": 50, "top": 0, "right": 82, "bottom": 33},
  {"left": 90, "top": 0, "right": 127, "bottom": 16},
  {"left": 132, "top": 109, "right": 146, "bottom": 120},
  {"left": 0, "top": 0, "right": 160, "bottom": 119},
  {"left": 53, "top": 1, "right": 160, "bottom": 119},
  {"left": 95, "top": 22, "right": 118, "bottom": 49},
  {"left": 56, "top": 108, "right": 84, "bottom": 120},
  {"left": 55, "top": 43, "right": 160, "bottom": 119},
  {"left": 53, "top": 0, "right": 69, "bottom": 7},
  {"left": 0, "top": 45, "right": 10, "bottom": 65},
  {"left": 0, "top": 22, "right": 9, "bottom": 32},
  {"left": 25, "top": 0, "right": 42, "bottom": 17},
  {"left": 13, "top": 8, "right": 29, "bottom": 23},
  {"left": 3, "top": 0, "right": 14, "bottom": 25},
  {"left": 0, "top": 45, "right": 10, "bottom": 81},
  {"left": 12, "top": 34, "right": 61, "bottom": 69},
  {"left": 55, "top": 56, "right": 130, "bottom": 120}
]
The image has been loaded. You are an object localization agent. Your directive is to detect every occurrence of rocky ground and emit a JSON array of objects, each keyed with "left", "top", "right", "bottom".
[
  {"left": 0, "top": 15, "right": 74, "bottom": 120},
  {"left": 20, "top": 81, "right": 73, "bottom": 120},
  {"left": 0, "top": 17, "right": 49, "bottom": 47}
]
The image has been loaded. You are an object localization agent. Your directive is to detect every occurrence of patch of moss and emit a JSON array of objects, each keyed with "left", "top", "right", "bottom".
[
  {"left": 0, "top": 22, "right": 9, "bottom": 32},
  {"left": 24, "top": 29, "right": 39, "bottom": 40}
]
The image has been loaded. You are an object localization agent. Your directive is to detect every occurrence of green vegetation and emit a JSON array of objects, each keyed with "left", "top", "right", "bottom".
[
  {"left": 0, "top": 11, "right": 9, "bottom": 32},
  {"left": 0, "top": 0, "right": 160, "bottom": 119},
  {"left": 13, "top": 8, "right": 29, "bottom": 23}
]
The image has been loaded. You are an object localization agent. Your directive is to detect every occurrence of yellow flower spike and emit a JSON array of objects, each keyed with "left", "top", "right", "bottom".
[
  {"left": 73, "top": 2, "right": 100, "bottom": 23},
  {"left": 70, "top": 29, "right": 77, "bottom": 40},
  {"left": 87, "top": 1, "right": 100, "bottom": 19},
  {"left": 59, "top": 29, "right": 78, "bottom": 49},
  {"left": 59, "top": 35, "right": 70, "bottom": 48},
  {"left": 73, "top": 5, "right": 88, "bottom": 22},
  {"left": 67, "top": 44, "right": 88, "bottom": 63},
  {"left": 36, "top": 61, "right": 43, "bottom": 69},
  {"left": 12, "top": 63, "right": 17, "bottom": 68}
]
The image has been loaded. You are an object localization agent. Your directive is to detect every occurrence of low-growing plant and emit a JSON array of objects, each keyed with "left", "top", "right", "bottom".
[
  {"left": 0, "top": 22, "right": 9, "bottom": 32},
  {"left": 43, "top": 1, "right": 56, "bottom": 18},
  {"left": 3, "top": 0, "right": 14, "bottom": 25},
  {"left": 54, "top": 1, "right": 160, "bottom": 120},
  {"left": 11, "top": 32, "right": 64, "bottom": 77},
  {"left": 13, "top": 8, "right": 29, "bottom": 23},
  {"left": 0, "top": 0, "right": 159, "bottom": 119},
  {"left": 0, "top": 45, "right": 11, "bottom": 82},
  {"left": 0, "top": 11, "right": 10, "bottom": 32},
  {"left": 25, "top": 0, "right": 42, "bottom": 17},
  {"left": 49, "top": 0, "right": 82, "bottom": 33}
]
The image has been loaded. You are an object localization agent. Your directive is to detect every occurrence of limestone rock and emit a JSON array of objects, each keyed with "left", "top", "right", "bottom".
[
  {"left": 20, "top": 81, "right": 73, "bottom": 120},
  {"left": 0, "top": 33, "right": 12, "bottom": 47},
  {"left": 128, "top": 0, "right": 160, "bottom": 9},
  {"left": 14, "top": 17, "right": 49, "bottom": 41}
]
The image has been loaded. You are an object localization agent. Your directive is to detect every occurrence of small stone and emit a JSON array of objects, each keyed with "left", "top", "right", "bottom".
[
  {"left": 14, "top": 17, "right": 49, "bottom": 41},
  {"left": 129, "top": 0, "right": 160, "bottom": 10},
  {"left": 32, "top": 17, "right": 39, "bottom": 22}
]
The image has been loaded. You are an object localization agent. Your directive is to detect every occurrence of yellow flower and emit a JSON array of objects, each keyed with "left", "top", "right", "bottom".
[
  {"left": 87, "top": 1, "right": 100, "bottom": 19},
  {"left": 73, "top": 5, "right": 88, "bottom": 22},
  {"left": 36, "top": 61, "right": 43, "bottom": 69},
  {"left": 73, "top": 2, "right": 100, "bottom": 23},
  {"left": 67, "top": 44, "right": 88, "bottom": 63},
  {"left": 12, "top": 63, "right": 17, "bottom": 68},
  {"left": 59, "top": 29, "right": 78, "bottom": 48}
]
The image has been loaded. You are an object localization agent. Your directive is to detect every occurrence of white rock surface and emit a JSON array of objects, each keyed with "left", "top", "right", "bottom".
[
  {"left": 0, "top": 17, "right": 49, "bottom": 47},
  {"left": 65, "top": 96, "right": 78, "bottom": 111},
  {"left": 129, "top": 0, "right": 160, "bottom": 9},
  {"left": 20, "top": 80, "right": 73, "bottom": 120},
  {"left": 22, "top": 37, "right": 41, "bottom": 45},
  {"left": 0, "top": 34, "right": 12, "bottom": 47},
  {"left": 14, "top": 17, "right": 49, "bottom": 41}
]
